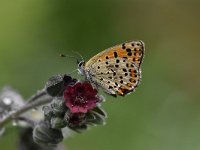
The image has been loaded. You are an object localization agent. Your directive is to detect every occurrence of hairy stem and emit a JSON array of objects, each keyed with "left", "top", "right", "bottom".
[
  {"left": 0, "top": 92, "right": 53, "bottom": 129},
  {"left": 17, "top": 116, "right": 38, "bottom": 127},
  {"left": 25, "top": 89, "right": 47, "bottom": 104}
]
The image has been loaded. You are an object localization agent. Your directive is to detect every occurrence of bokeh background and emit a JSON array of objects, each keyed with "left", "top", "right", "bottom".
[{"left": 0, "top": 0, "right": 200, "bottom": 150}]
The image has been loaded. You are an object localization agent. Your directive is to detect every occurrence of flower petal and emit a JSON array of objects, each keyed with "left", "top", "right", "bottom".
[{"left": 63, "top": 81, "right": 99, "bottom": 113}]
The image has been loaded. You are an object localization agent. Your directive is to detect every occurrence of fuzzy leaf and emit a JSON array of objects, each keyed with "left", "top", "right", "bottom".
[
  {"left": 69, "top": 124, "right": 88, "bottom": 133},
  {"left": 91, "top": 107, "right": 107, "bottom": 117},
  {"left": 87, "top": 111, "right": 105, "bottom": 125}
]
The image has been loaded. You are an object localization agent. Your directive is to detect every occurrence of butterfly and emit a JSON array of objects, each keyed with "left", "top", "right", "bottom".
[{"left": 78, "top": 40, "right": 145, "bottom": 97}]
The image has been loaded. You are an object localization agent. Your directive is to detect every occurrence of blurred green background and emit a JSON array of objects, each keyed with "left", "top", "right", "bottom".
[{"left": 0, "top": 0, "right": 200, "bottom": 150}]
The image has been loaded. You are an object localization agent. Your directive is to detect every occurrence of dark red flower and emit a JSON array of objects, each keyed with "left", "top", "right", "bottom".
[{"left": 64, "top": 82, "right": 99, "bottom": 113}]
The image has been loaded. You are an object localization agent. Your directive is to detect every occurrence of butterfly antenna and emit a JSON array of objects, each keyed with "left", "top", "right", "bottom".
[
  {"left": 68, "top": 68, "right": 78, "bottom": 75},
  {"left": 59, "top": 53, "right": 79, "bottom": 62},
  {"left": 71, "top": 50, "right": 84, "bottom": 61}
]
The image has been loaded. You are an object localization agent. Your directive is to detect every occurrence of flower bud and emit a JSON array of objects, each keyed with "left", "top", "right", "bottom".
[
  {"left": 50, "top": 98, "right": 66, "bottom": 116},
  {"left": 43, "top": 106, "right": 54, "bottom": 121},
  {"left": 51, "top": 116, "right": 67, "bottom": 129},
  {"left": 45, "top": 75, "right": 77, "bottom": 97},
  {"left": 33, "top": 121, "right": 63, "bottom": 146},
  {"left": 64, "top": 111, "right": 86, "bottom": 128}
]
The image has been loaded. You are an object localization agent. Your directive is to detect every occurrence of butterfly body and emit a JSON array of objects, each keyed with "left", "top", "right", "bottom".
[{"left": 78, "top": 40, "right": 145, "bottom": 97}]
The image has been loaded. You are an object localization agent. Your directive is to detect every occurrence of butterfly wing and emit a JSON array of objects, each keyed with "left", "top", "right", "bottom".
[{"left": 84, "top": 40, "right": 145, "bottom": 96}]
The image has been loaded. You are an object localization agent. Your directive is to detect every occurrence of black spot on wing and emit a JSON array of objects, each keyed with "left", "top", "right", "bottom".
[{"left": 114, "top": 52, "right": 118, "bottom": 58}]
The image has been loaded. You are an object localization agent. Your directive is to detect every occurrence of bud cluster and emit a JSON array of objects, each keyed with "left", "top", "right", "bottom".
[{"left": 33, "top": 75, "right": 106, "bottom": 145}]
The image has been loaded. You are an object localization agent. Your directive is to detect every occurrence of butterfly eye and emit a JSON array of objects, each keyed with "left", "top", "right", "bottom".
[{"left": 78, "top": 61, "right": 85, "bottom": 68}]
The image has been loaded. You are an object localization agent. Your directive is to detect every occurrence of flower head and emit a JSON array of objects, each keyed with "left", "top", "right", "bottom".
[{"left": 64, "top": 82, "right": 99, "bottom": 113}]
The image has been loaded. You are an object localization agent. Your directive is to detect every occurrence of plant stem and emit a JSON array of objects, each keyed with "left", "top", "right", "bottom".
[
  {"left": 17, "top": 116, "right": 37, "bottom": 127},
  {"left": 25, "top": 89, "right": 47, "bottom": 104},
  {"left": 0, "top": 92, "right": 53, "bottom": 129}
]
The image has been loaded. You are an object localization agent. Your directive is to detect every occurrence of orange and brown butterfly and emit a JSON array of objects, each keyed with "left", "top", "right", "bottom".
[{"left": 78, "top": 40, "right": 145, "bottom": 97}]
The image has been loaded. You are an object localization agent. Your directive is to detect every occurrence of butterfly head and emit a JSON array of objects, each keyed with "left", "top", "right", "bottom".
[{"left": 77, "top": 60, "right": 86, "bottom": 76}]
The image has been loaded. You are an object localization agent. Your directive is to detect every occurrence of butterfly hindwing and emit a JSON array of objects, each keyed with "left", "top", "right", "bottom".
[{"left": 83, "top": 40, "right": 145, "bottom": 96}]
